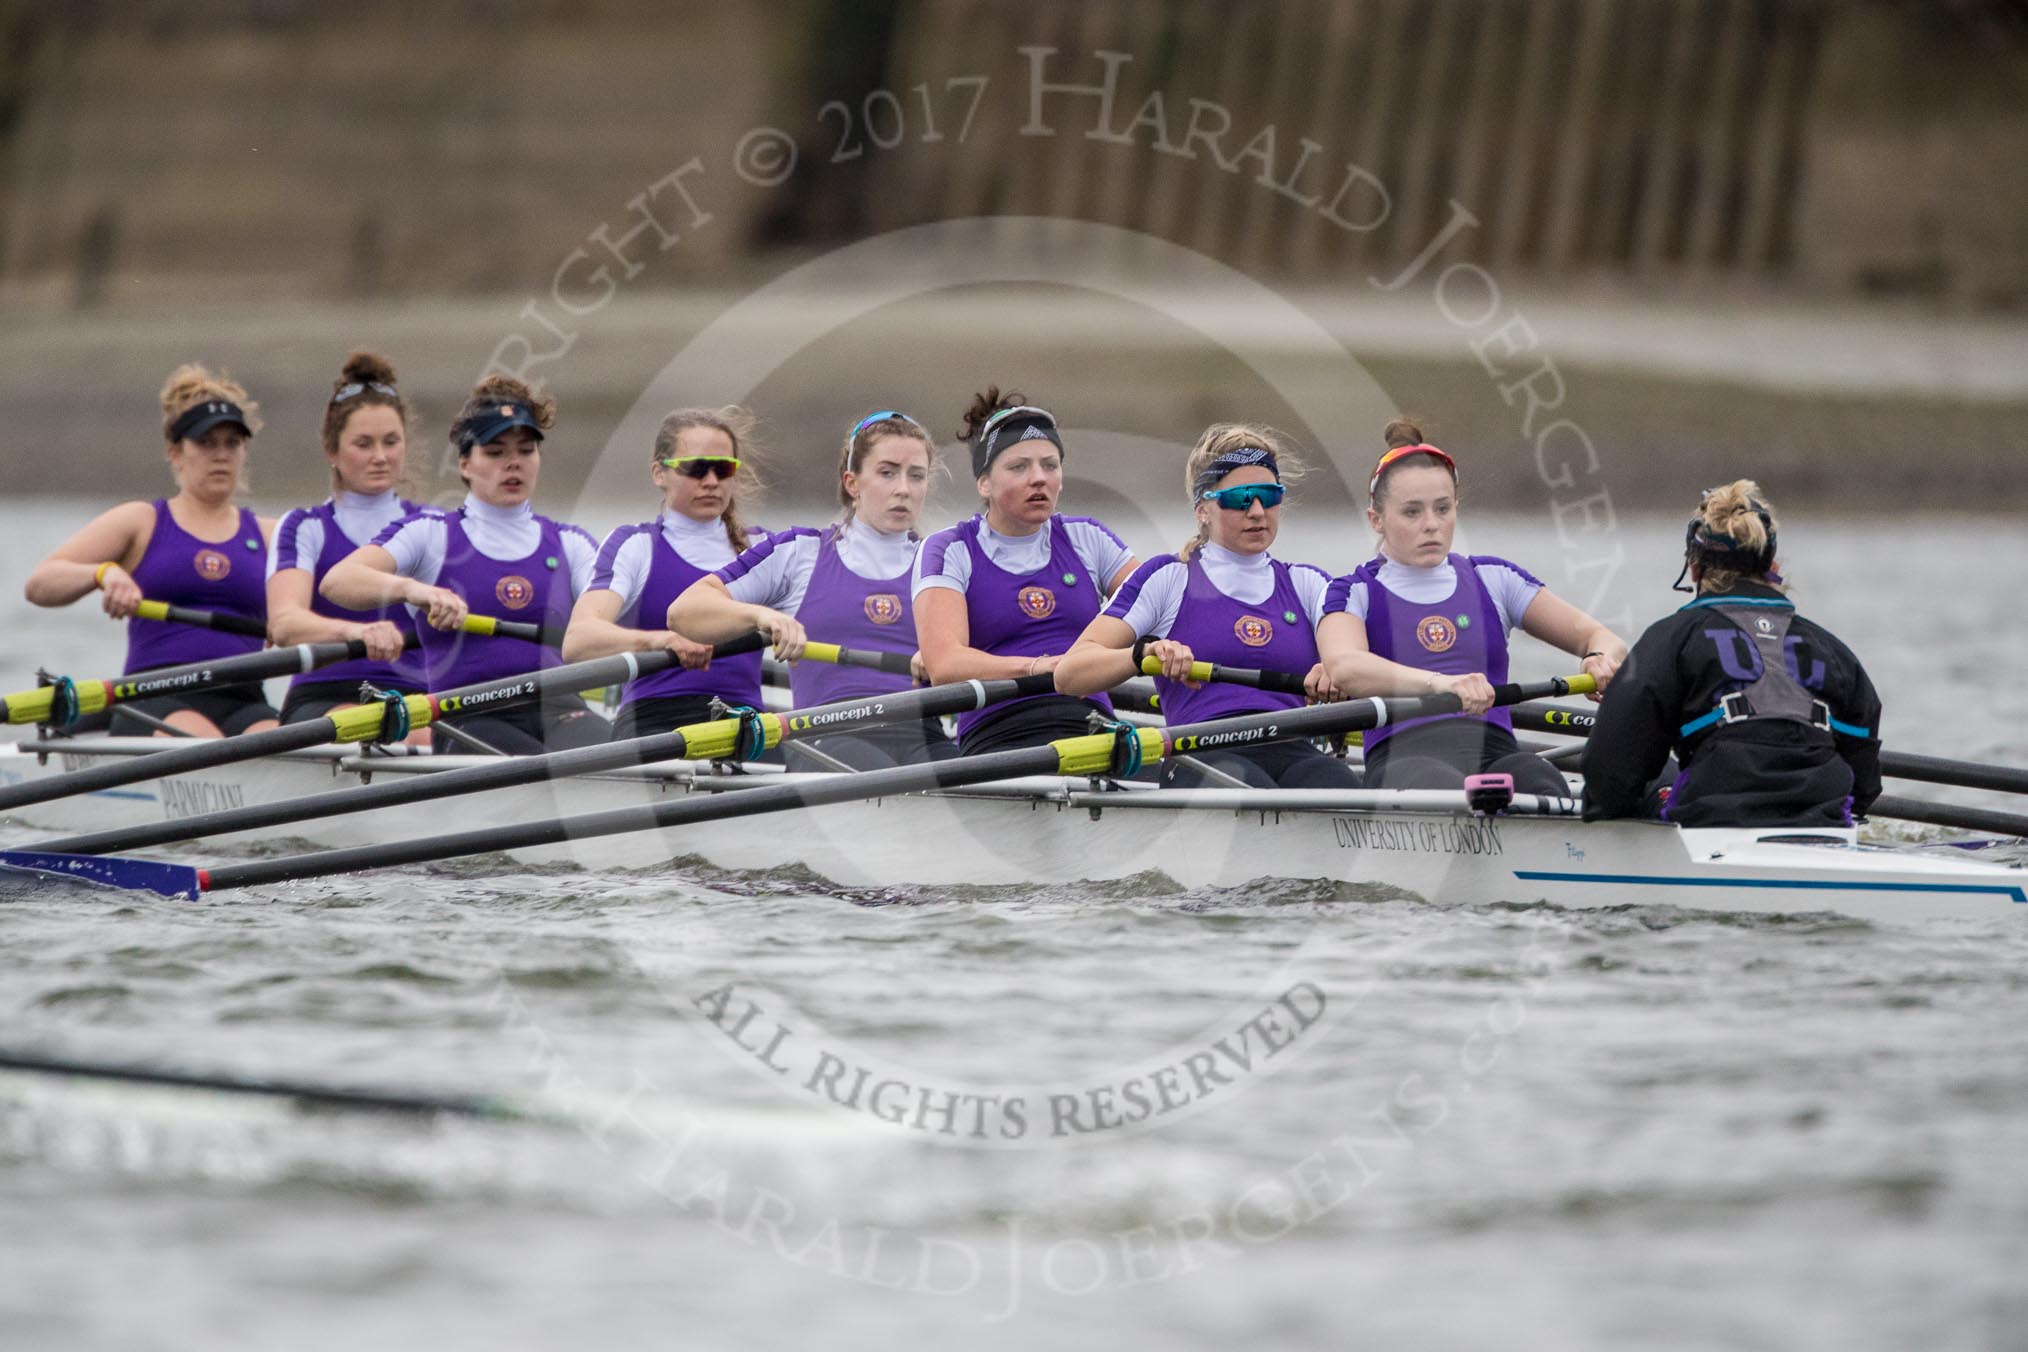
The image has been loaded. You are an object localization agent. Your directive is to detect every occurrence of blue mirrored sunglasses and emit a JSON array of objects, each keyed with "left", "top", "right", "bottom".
[{"left": 1200, "top": 483, "right": 1285, "bottom": 511}]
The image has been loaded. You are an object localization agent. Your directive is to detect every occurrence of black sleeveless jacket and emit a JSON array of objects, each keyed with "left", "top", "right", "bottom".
[{"left": 1582, "top": 580, "right": 1882, "bottom": 828}]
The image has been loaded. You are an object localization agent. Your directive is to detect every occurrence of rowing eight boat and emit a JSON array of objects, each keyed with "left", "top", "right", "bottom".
[{"left": 1, "top": 734, "right": 2020, "bottom": 921}]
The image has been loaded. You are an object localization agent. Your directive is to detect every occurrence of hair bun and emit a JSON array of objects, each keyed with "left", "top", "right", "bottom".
[
  {"left": 1382, "top": 416, "right": 1426, "bottom": 449},
  {"left": 340, "top": 350, "right": 398, "bottom": 386},
  {"left": 958, "top": 386, "right": 1025, "bottom": 443}
]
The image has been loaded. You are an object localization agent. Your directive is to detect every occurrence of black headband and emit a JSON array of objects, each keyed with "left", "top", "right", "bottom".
[
  {"left": 1673, "top": 503, "right": 1777, "bottom": 591},
  {"left": 973, "top": 405, "right": 1062, "bottom": 477},
  {"left": 168, "top": 400, "right": 250, "bottom": 444},
  {"left": 1192, "top": 445, "right": 1279, "bottom": 496}
]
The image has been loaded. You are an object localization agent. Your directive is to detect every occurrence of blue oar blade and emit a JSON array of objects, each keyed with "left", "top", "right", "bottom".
[{"left": 0, "top": 850, "right": 203, "bottom": 899}]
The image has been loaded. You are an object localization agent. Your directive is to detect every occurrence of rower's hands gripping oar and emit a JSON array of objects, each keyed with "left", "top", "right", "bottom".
[
  {"left": 16, "top": 675, "right": 1587, "bottom": 898},
  {"left": 0, "top": 634, "right": 767, "bottom": 813},
  {"left": 1131, "top": 637, "right": 1313, "bottom": 696},
  {"left": 38, "top": 672, "right": 1059, "bottom": 857},
  {"left": 129, "top": 600, "right": 560, "bottom": 650}
]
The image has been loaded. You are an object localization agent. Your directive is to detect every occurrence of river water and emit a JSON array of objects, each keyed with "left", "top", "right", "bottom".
[{"left": 1, "top": 498, "right": 2024, "bottom": 1351}]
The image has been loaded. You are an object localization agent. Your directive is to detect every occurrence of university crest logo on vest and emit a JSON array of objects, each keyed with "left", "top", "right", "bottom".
[
  {"left": 496, "top": 575, "right": 535, "bottom": 609},
  {"left": 1416, "top": 615, "right": 1457, "bottom": 652},
  {"left": 864, "top": 593, "right": 903, "bottom": 625},
  {"left": 192, "top": 549, "right": 231, "bottom": 582},
  {"left": 1234, "top": 614, "right": 1274, "bottom": 647},
  {"left": 1017, "top": 585, "right": 1056, "bottom": 619}
]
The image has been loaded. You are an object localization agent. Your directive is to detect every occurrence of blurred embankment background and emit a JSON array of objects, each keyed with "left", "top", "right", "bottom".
[{"left": 0, "top": 0, "right": 2023, "bottom": 511}]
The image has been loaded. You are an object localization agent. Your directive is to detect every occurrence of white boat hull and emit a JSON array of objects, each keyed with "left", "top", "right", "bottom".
[{"left": 2, "top": 738, "right": 2022, "bottom": 921}]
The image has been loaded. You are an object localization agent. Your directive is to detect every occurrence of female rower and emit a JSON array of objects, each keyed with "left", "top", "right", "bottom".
[
  {"left": 666, "top": 410, "right": 956, "bottom": 769},
  {"left": 1055, "top": 424, "right": 1357, "bottom": 788},
  {"left": 24, "top": 364, "right": 277, "bottom": 737},
  {"left": 563, "top": 406, "right": 770, "bottom": 743},
  {"left": 1583, "top": 481, "right": 1881, "bottom": 827},
  {"left": 1316, "top": 418, "right": 1624, "bottom": 797},
  {"left": 266, "top": 351, "right": 426, "bottom": 729},
  {"left": 320, "top": 375, "right": 606, "bottom": 755},
  {"left": 913, "top": 390, "right": 1139, "bottom": 755}
]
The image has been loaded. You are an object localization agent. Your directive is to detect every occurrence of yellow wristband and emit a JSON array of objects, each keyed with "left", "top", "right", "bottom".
[{"left": 94, "top": 562, "right": 115, "bottom": 589}]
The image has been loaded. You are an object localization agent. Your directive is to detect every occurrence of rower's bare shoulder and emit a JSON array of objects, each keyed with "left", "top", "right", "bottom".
[
  {"left": 63, "top": 499, "right": 157, "bottom": 553},
  {"left": 101, "top": 499, "right": 159, "bottom": 530}
]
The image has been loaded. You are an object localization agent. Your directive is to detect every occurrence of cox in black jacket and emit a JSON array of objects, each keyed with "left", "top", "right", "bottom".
[{"left": 1582, "top": 580, "right": 1882, "bottom": 828}]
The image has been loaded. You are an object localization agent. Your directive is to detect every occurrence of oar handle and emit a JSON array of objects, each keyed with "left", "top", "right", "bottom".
[
  {"left": 1500, "top": 673, "right": 1594, "bottom": 703},
  {"left": 134, "top": 598, "right": 566, "bottom": 650},
  {"left": 1134, "top": 646, "right": 1309, "bottom": 696},
  {"left": 458, "top": 614, "right": 566, "bottom": 647},
  {"left": 799, "top": 641, "right": 916, "bottom": 678},
  {"left": 133, "top": 600, "right": 267, "bottom": 639}
]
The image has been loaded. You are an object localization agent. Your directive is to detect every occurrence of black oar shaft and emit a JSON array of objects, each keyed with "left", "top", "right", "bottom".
[
  {"left": 1509, "top": 703, "right": 1598, "bottom": 736},
  {"left": 48, "top": 673, "right": 1048, "bottom": 856},
  {"left": 1511, "top": 704, "right": 2028, "bottom": 799},
  {"left": 1878, "top": 752, "right": 2028, "bottom": 797},
  {"left": 114, "top": 642, "right": 361, "bottom": 700},
  {"left": 203, "top": 743, "right": 1066, "bottom": 891},
  {"left": 0, "top": 1048, "right": 521, "bottom": 1120},
  {"left": 0, "top": 720, "right": 344, "bottom": 812},
  {"left": 5, "top": 641, "right": 365, "bottom": 725},
  {"left": 1869, "top": 794, "right": 2028, "bottom": 839}
]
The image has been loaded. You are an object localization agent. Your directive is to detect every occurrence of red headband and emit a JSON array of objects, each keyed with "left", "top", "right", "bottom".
[{"left": 1368, "top": 443, "right": 1457, "bottom": 499}]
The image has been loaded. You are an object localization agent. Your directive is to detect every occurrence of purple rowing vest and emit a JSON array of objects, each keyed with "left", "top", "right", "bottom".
[
  {"left": 927, "top": 515, "right": 1114, "bottom": 739},
  {"left": 416, "top": 508, "right": 572, "bottom": 687},
  {"left": 1153, "top": 553, "right": 1317, "bottom": 726},
  {"left": 123, "top": 499, "right": 266, "bottom": 674},
  {"left": 286, "top": 499, "right": 427, "bottom": 694},
  {"left": 615, "top": 521, "right": 764, "bottom": 710},
  {"left": 1342, "top": 552, "right": 1508, "bottom": 748},
  {"left": 780, "top": 527, "right": 916, "bottom": 707}
]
